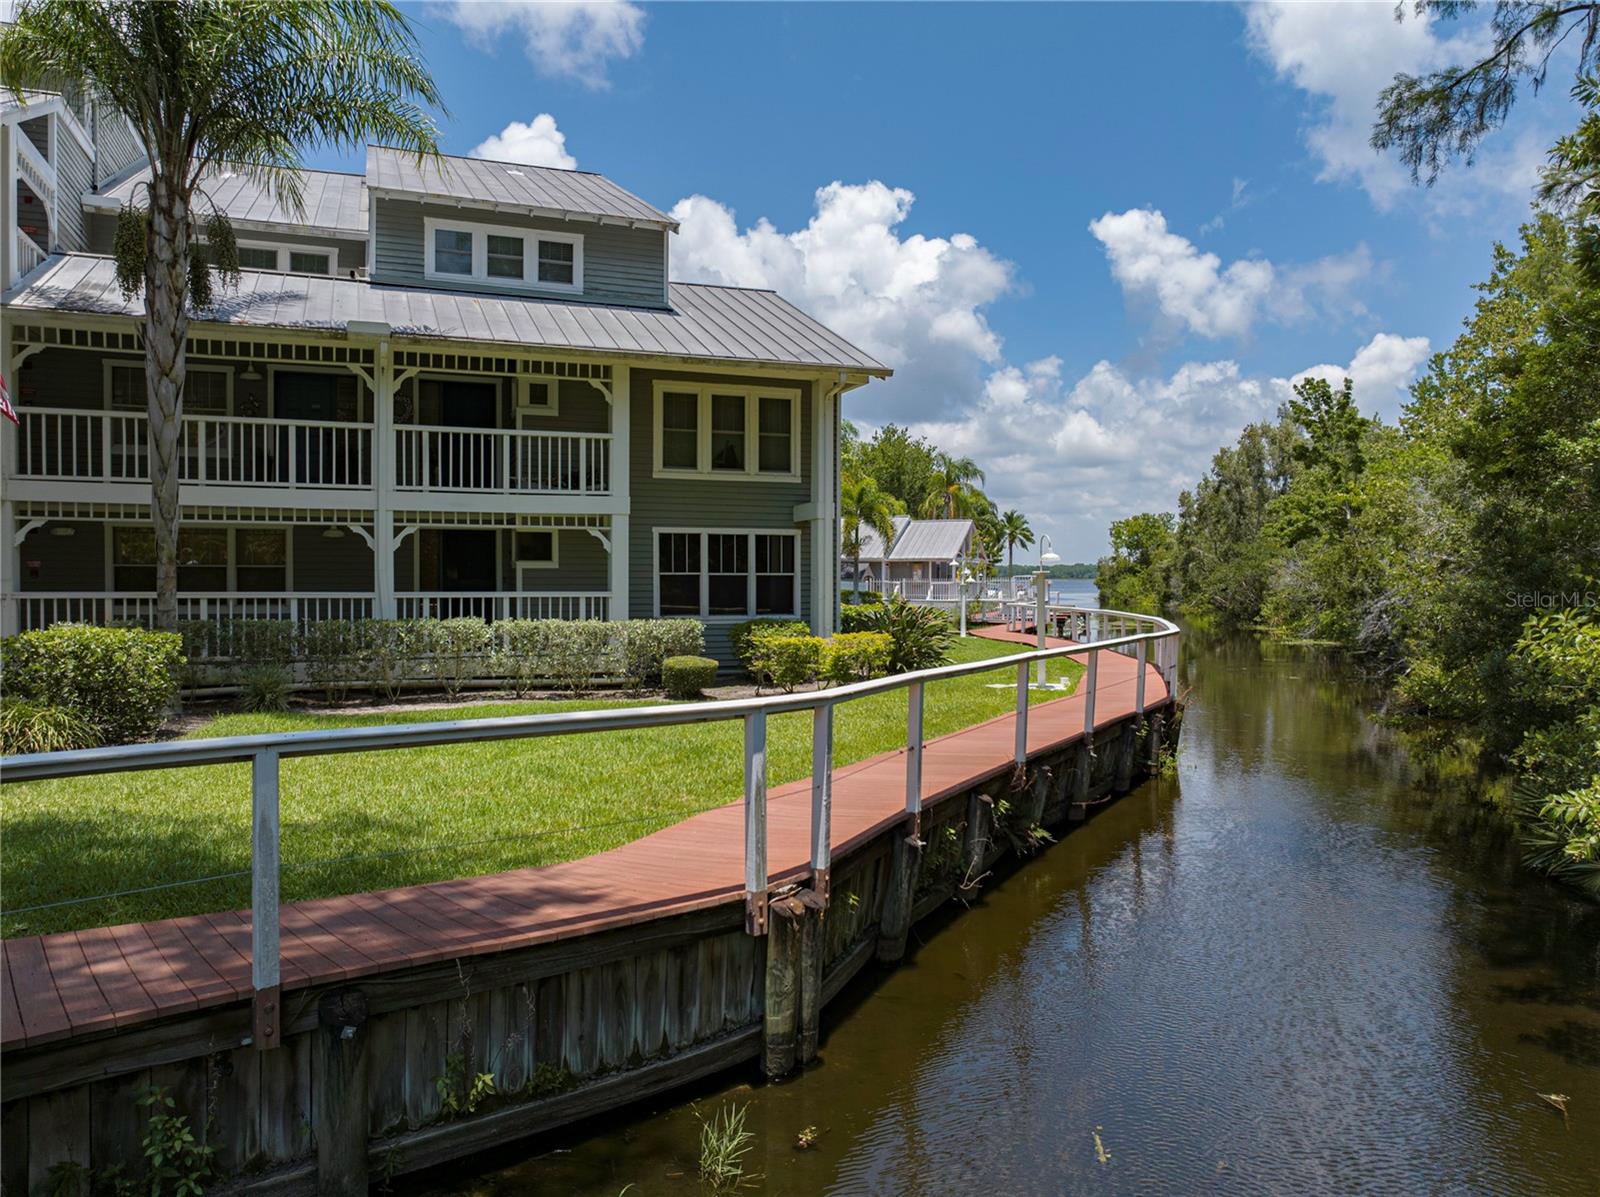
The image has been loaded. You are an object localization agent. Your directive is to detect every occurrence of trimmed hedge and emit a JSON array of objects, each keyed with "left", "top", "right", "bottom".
[
  {"left": 838, "top": 604, "right": 880, "bottom": 634},
  {"left": 618, "top": 619, "right": 706, "bottom": 689},
  {"left": 822, "top": 631, "right": 893, "bottom": 684},
  {"left": 663, "top": 655, "right": 718, "bottom": 700},
  {"left": 2, "top": 624, "right": 183, "bottom": 744},
  {"left": 730, "top": 619, "right": 810, "bottom": 675},
  {"left": 752, "top": 631, "right": 826, "bottom": 692}
]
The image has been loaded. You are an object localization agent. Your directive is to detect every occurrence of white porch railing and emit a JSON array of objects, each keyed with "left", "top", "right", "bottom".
[
  {"left": 13, "top": 408, "right": 372, "bottom": 490},
  {"left": 7, "top": 592, "right": 376, "bottom": 630},
  {"left": 393, "top": 426, "right": 611, "bottom": 496},
  {"left": 394, "top": 591, "right": 610, "bottom": 622},
  {"left": 14, "top": 228, "right": 46, "bottom": 280},
  {"left": 15, "top": 128, "right": 55, "bottom": 209},
  {"left": 856, "top": 578, "right": 963, "bottom": 603}
]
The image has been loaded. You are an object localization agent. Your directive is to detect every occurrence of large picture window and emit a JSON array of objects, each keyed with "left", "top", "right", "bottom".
[
  {"left": 112, "top": 527, "right": 287, "bottom": 593},
  {"left": 107, "top": 362, "right": 231, "bottom": 414},
  {"left": 423, "top": 216, "right": 583, "bottom": 292},
  {"left": 654, "top": 530, "right": 799, "bottom": 619},
  {"left": 652, "top": 384, "right": 800, "bottom": 480}
]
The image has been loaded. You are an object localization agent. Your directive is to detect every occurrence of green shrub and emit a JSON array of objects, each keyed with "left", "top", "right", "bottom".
[
  {"left": 730, "top": 619, "right": 810, "bottom": 675},
  {"left": 0, "top": 696, "right": 101, "bottom": 755},
  {"left": 2, "top": 624, "right": 183, "bottom": 744},
  {"left": 239, "top": 664, "right": 292, "bottom": 712},
  {"left": 840, "top": 587, "right": 883, "bottom": 606},
  {"left": 618, "top": 619, "right": 706, "bottom": 689},
  {"left": 751, "top": 630, "right": 825, "bottom": 692},
  {"left": 491, "top": 619, "right": 550, "bottom": 696},
  {"left": 303, "top": 620, "right": 365, "bottom": 703},
  {"left": 425, "top": 617, "right": 492, "bottom": 697},
  {"left": 545, "top": 619, "right": 612, "bottom": 694},
  {"left": 822, "top": 631, "right": 893, "bottom": 684},
  {"left": 838, "top": 604, "right": 881, "bottom": 634},
  {"left": 864, "top": 597, "right": 956, "bottom": 673},
  {"left": 355, "top": 619, "right": 423, "bottom": 701},
  {"left": 663, "top": 655, "right": 718, "bottom": 700}
]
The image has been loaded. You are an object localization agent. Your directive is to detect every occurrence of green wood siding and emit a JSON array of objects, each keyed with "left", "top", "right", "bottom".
[{"left": 372, "top": 199, "right": 667, "bottom": 309}]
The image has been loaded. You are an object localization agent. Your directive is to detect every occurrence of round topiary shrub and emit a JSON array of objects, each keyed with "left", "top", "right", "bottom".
[{"left": 663, "top": 655, "right": 718, "bottom": 700}]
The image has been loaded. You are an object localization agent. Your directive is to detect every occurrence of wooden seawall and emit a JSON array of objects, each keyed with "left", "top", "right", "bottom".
[{"left": 1, "top": 626, "right": 1178, "bottom": 1194}]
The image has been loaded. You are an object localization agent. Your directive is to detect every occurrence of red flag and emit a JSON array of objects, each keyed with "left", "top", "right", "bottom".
[{"left": 0, "top": 373, "right": 17, "bottom": 427}]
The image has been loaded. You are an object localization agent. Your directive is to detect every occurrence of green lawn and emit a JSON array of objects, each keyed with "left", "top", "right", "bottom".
[{"left": 1, "top": 636, "right": 1081, "bottom": 937}]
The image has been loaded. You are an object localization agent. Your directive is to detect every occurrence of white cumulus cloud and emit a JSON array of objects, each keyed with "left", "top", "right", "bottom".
[
  {"left": 439, "top": 1, "right": 645, "bottom": 88},
  {"left": 670, "top": 181, "right": 1013, "bottom": 420},
  {"left": 471, "top": 114, "right": 577, "bottom": 170},
  {"left": 1089, "top": 207, "right": 1372, "bottom": 340},
  {"left": 1294, "top": 331, "right": 1432, "bottom": 418}
]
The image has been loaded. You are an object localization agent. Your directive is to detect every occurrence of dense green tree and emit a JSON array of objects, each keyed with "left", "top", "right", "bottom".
[
  {"left": 1096, "top": 512, "right": 1176, "bottom": 614},
  {"left": 1373, "top": 1, "right": 1600, "bottom": 183},
  {"left": 840, "top": 474, "right": 898, "bottom": 600},
  {"left": 0, "top": 1, "right": 441, "bottom": 629}
]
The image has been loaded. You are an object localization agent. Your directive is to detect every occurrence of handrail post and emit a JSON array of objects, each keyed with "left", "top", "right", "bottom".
[
  {"left": 1034, "top": 572, "right": 1048, "bottom": 688},
  {"left": 1135, "top": 640, "right": 1147, "bottom": 715},
  {"left": 1014, "top": 659, "right": 1029, "bottom": 765},
  {"left": 1082, "top": 648, "right": 1099, "bottom": 737},
  {"left": 251, "top": 749, "right": 282, "bottom": 1050},
  {"left": 744, "top": 711, "right": 768, "bottom": 935},
  {"left": 905, "top": 680, "right": 924, "bottom": 838},
  {"left": 810, "top": 702, "right": 833, "bottom": 904}
]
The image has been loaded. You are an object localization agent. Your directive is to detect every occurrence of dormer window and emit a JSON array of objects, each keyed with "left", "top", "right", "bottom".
[
  {"left": 233, "top": 241, "right": 336, "bottom": 275},
  {"left": 423, "top": 217, "right": 583, "bottom": 292}
]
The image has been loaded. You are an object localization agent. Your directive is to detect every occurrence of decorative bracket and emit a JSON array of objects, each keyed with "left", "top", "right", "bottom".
[
  {"left": 344, "top": 363, "right": 377, "bottom": 395},
  {"left": 393, "top": 525, "right": 418, "bottom": 548},
  {"left": 393, "top": 367, "right": 421, "bottom": 390},
  {"left": 13, "top": 518, "right": 46, "bottom": 546},
  {"left": 584, "top": 528, "right": 612, "bottom": 553},
  {"left": 584, "top": 378, "right": 613, "bottom": 406},
  {"left": 346, "top": 523, "right": 375, "bottom": 549}
]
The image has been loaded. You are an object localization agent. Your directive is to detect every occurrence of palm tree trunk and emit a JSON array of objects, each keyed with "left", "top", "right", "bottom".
[
  {"left": 144, "top": 168, "right": 191, "bottom": 632},
  {"left": 853, "top": 551, "right": 861, "bottom": 599}
]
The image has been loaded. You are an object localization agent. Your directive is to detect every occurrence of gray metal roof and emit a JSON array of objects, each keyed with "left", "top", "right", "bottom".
[
  {"left": 887, "top": 519, "right": 975, "bottom": 562},
  {"left": 1, "top": 90, "right": 61, "bottom": 115},
  {"left": 849, "top": 516, "right": 974, "bottom": 562},
  {"left": 84, "top": 164, "right": 369, "bottom": 237},
  {"left": 4, "top": 254, "right": 890, "bottom": 375},
  {"left": 366, "top": 147, "right": 675, "bottom": 231}
]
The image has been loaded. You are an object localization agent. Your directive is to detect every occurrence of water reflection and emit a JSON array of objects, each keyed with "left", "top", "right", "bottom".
[{"left": 410, "top": 629, "right": 1600, "bottom": 1196}]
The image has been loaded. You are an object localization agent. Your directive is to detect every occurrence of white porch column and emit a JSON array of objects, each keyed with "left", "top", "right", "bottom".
[
  {"left": 809, "top": 377, "right": 841, "bottom": 636},
  {"left": 608, "top": 366, "right": 631, "bottom": 620},
  {"left": 3, "top": 313, "right": 22, "bottom": 635},
  {"left": 370, "top": 335, "right": 397, "bottom": 618},
  {"left": 0, "top": 498, "right": 16, "bottom": 636}
]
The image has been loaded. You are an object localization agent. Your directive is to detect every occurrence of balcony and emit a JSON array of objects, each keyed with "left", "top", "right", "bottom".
[{"left": 10, "top": 408, "right": 614, "bottom": 500}]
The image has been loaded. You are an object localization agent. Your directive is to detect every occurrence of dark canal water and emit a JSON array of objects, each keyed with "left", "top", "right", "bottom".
[{"left": 414, "top": 627, "right": 1600, "bottom": 1196}]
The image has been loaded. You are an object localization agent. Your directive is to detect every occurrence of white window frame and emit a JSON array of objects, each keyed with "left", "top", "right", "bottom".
[
  {"left": 104, "top": 360, "right": 234, "bottom": 414},
  {"left": 651, "top": 528, "right": 802, "bottom": 622},
  {"left": 234, "top": 240, "right": 340, "bottom": 276},
  {"left": 651, "top": 382, "right": 802, "bottom": 482},
  {"left": 422, "top": 216, "right": 583, "bottom": 294},
  {"left": 513, "top": 529, "right": 559, "bottom": 575},
  {"left": 517, "top": 375, "right": 561, "bottom": 420}
]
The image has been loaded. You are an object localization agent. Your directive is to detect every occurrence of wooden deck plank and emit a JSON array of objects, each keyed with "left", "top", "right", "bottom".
[{"left": 4, "top": 630, "right": 1171, "bottom": 1049}]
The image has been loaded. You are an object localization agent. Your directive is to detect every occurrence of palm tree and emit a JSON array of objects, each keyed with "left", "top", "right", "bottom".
[
  {"left": 921, "top": 452, "right": 987, "bottom": 519},
  {"left": 1, "top": 1, "right": 441, "bottom": 629},
  {"left": 840, "top": 474, "right": 897, "bottom": 601},
  {"left": 999, "top": 509, "right": 1034, "bottom": 573}
]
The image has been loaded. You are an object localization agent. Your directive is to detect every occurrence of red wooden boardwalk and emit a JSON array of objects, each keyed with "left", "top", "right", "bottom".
[{"left": 1, "top": 628, "right": 1168, "bottom": 1051}]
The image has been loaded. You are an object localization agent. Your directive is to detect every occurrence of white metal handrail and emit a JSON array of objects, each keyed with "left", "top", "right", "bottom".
[
  {"left": 0, "top": 602, "right": 1178, "bottom": 1050},
  {"left": 393, "top": 425, "right": 611, "bottom": 495}
]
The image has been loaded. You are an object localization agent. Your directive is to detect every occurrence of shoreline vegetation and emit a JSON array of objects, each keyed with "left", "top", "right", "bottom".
[{"left": 1096, "top": 213, "right": 1600, "bottom": 895}]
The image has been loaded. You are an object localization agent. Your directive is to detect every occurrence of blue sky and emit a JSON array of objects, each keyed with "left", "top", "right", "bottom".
[{"left": 308, "top": 2, "right": 1570, "bottom": 560}]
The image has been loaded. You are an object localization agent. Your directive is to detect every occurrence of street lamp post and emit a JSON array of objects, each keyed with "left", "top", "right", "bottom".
[
  {"left": 951, "top": 556, "right": 972, "bottom": 637},
  {"left": 1035, "top": 534, "right": 1061, "bottom": 687}
]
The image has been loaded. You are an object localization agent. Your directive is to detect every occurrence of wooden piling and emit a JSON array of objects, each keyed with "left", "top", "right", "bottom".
[
  {"left": 960, "top": 792, "right": 992, "bottom": 882},
  {"left": 1115, "top": 722, "right": 1137, "bottom": 792},
  {"left": 313, "top": 990, "right": 370, "bottom": 1197},
  {"left": 796, "top": 892, "right": 825, "bottom": 1065},
  {"left": 876, "top": 827, "right": 921, "bottom": 962},
  {"left": 762, "top": 896, "right": 806, "bottom": 1078},
  {"left": 1069, "top": 740, "right": 1093, "bottom": 822},
  {"left": 1147, "top": 713, "right": 1165, "bottom": 769}
]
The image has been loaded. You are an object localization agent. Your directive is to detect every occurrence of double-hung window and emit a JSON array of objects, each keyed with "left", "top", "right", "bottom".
[
  {"left": 655, "top": 530, "right": 799, "bottom": 619},
  {"left": 652, "top": 383, "right": 799, "bottom": 480},
  {"left": 111, "top": 526, "right": 286, "bottom": 593},
  {"left": 424, "top": 217, "right": 583, "bottom": 292},
  {"left": 106, "top": 362, "right": 231, "bottom": 414},
  {"left": 234, "top": 242, "right": 335, "bottom": 275}
]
